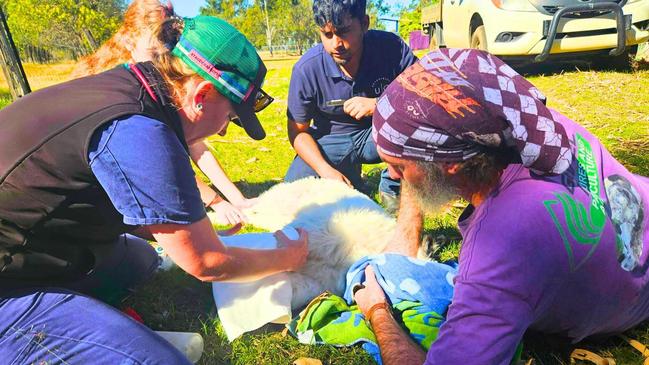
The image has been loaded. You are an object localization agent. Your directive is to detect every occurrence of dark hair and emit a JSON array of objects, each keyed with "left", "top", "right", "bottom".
[
  {"left": 415, "top": 150, "right": 512, "bottom": 193},
  {"left": 313, "top": 0, "right": 367, "bottom": 28},
  {"left": 454, "top": 150, "right": 513, "bottom": 192}
]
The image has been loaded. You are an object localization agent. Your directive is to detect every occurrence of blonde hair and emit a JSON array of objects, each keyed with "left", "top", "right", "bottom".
[
  {"left": 70, "top": 0, "right": 174, "bottom": 78},
  {"left": 150, "top": 17, "right": 202, "bottom": 107},
  {"left": 71, "top": 0, "right": 202, "bottom": 107}
]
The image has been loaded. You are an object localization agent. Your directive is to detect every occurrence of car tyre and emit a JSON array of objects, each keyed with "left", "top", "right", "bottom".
[
  {"left": 470, "top": 25, "right": 488, "bottom": 51},
  {"left": 429, "top": 23, "right": 443, "bottom": 50}
]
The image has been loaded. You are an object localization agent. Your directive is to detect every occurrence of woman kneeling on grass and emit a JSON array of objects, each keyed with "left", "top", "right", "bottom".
[
  {"left": 0, "top": 15, "right": 307, "bottom": 364},
  {"left": 74, "top": 0, "right": 259, "bottom": 226}
]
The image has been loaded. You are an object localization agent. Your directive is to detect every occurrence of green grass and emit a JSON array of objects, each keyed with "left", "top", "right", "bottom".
[
  {"left": 0, "top": 89, "right": 11, "bottom": 108},
  {"left": 2, "top": 58, "right": 649, "bottom": 364}
]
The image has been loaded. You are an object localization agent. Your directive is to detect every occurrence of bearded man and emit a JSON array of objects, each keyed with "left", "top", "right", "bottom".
[{"left": 353, "top": 48, "right": 649, "bottom": 364}]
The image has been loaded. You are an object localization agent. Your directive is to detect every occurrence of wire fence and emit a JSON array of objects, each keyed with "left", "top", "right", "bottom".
[{"left": 256, "top": 43, "right": 319, "bottom": 57}]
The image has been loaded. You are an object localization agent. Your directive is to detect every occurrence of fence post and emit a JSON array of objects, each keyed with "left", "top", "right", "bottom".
[{"left": 0, "top": 7, "right": 31, "bottom": 100}]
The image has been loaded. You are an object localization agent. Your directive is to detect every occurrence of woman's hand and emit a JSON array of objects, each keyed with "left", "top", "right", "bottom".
[
  {"left": 210, "top": 200, "right": 249, "bottom": 225},
  {"left": 274, "top": 228, "right": 309, "bottom": 271},
  {"left": 232, "top": 197, "right": 259, "bottom": 210}
]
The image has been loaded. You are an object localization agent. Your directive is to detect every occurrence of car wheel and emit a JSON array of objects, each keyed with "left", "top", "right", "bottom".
[{"left": 470, "top": 25, "right": 488, "bottom": 51}]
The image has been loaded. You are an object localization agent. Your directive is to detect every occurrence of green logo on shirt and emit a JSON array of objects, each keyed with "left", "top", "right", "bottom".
[
  {"left": 544, "top": 133, "right": 607, "bottom": 271},
  {"left": 544, "top": 193, "right": 606, "bottom": 271}
]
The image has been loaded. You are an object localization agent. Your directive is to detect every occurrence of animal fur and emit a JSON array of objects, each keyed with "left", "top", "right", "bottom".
[{"left": 234, "top": 178, "right": 399, "bottom": 308}]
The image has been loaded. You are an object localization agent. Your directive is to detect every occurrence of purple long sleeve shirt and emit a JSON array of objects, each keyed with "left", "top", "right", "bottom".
[{"left": 426, "top": 110, "right": 649, "bottom": 364}]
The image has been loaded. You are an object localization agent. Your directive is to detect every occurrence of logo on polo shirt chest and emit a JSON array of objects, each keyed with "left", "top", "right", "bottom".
[{"left": 371, "top": 77, "right": 391, "bottom": 96}]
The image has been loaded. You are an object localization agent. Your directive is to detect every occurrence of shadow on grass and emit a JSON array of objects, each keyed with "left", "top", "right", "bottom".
[
  {"left": 523, "top": 332, "right": 574, "bottom": 365},
  {"left": 124, "top": 269, "right": 234, "bottom": 365},
  {"left": 127, "top": 264, "right": 373, "bottom": 364},
  {"left": 505, "top": 53, "right": 645, "bottom": 77},
  {"left": 609, "top": 139, "right": 649, "bottom": 176},
  {"left": 362, "top": 167, "right": 383, "bottom": 200},
  {"left": 523, "top": 330, "right": 649, "bottom": 365},
  {"left": 234, "top": 180, "right": 282, "bottom": 197}
]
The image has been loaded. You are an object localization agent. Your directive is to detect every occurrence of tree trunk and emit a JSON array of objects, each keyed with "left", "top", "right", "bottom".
[
  {"left": 83, "top": 28, "right": 98, "bottom": 52},
  {"left": 0, "top": 8, "right": 31, "bottom": 100},
  {"left": 262, "top": 0, "right": 273, "bottom": 57},
  {"left": 25, "top": 45, "right": 32, "bottom": 63}
]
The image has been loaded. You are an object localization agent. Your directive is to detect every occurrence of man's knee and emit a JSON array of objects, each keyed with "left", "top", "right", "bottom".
[{"left": 121, "top": 234, "right": 159, "bottom": 283}]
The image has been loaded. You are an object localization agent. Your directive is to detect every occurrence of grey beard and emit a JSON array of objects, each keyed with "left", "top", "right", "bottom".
[{"left": 404, "top": 162, "right": 457, "bottom": 216}]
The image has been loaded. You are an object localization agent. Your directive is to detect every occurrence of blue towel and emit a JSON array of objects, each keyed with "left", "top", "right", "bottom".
[
  {"left": 344, "top": 253, "right": 457, "bottom": 313},
  {"left": 344, "top": 254, "right": 457, "bottom": 364},
  {"left": 288, "top": 253, "right": 457, "bottom": 365}
]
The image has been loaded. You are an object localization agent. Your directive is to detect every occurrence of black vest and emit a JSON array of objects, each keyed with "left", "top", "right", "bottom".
[{"left": 0, "top": 62, "right": 186, "bottom": 282}]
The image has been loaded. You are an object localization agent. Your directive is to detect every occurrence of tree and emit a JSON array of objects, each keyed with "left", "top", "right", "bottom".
[
  {"left": 3, "top": 0, "right": 124, "bottom": 61},
  {"left": 286, "top": 0, "right": 318, "bottom": 54},
  {"left": 0, "top": 6, "right": 30, "bottom": 99},
  {"left": 260, "top": 0, "right": 273, "bottom": 55},
  {"left": 200, "top": 0, "right": 246, "bottom": 28},
  {"left": 236, "top": 3, "right": 267, "bottom": 47},
  {"left": 269, "top": 0, "right": 317, "bottom": 53},
  {"left": 367, "top": 0, "right": 388, "bottom": 30},
  {"left": 398, "top": 0, "right": 422, "bottom": 42},
  {"left": 201, "top": 0, "right": 392, "bottom": 53}
]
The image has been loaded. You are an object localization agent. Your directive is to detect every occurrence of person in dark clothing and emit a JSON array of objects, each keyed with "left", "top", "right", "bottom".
[
  {"left": 0, "top": 15, "right": 307, "bottom": 364},
  {"left": 285, "top": 0, "right": 423, "bottom": 256}
]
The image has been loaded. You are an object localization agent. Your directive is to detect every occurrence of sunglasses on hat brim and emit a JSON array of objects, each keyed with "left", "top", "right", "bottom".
[
  {"left": 230, "top": 88, "right": 274, "bottom": 125},
  {"left": 253, "top": 88, "right": 274, "bottom": 113}
]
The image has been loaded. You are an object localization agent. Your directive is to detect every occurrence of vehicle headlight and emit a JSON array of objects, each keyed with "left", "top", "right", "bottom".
[{"left": 490, "top": 0, "right": 537, "bottom": 11}]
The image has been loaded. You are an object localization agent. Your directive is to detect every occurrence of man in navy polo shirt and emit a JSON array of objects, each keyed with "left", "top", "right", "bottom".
[{"left": 285, "top": 0, "right": 417, "bottom": 211}]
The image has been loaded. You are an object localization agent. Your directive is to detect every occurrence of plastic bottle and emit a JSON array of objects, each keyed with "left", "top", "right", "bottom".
[
  {"left": 154, "top": 331, "right": 204, "bottom": 364},
  {"left": 152, "top": 244, "right": 176, "bottom": 271}
]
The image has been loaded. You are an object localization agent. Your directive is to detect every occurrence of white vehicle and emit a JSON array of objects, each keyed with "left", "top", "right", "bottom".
[{"left": 421, "top": 0, "right": 649, "bottom": 63}]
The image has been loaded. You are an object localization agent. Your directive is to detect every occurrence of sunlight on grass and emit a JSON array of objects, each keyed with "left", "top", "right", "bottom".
[
  {"left": 0, "top": 62, "right": 76, "bottom": 92},
  {"left": 0, "top": 88, "right": 11, "bottom": 109}
]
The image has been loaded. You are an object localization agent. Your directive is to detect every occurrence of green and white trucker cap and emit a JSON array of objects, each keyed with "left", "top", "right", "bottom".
[{"left": 172, "top": 16, "right": 268, "bottom": 140}]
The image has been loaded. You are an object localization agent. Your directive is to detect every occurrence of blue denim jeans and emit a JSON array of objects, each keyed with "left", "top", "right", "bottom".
[
  {"left": 284, "top": 128, "right": 400, "bottom": 196},
  {"left": 0, "top": 235, "right": 188, "bottom": 364},
  {"left": 0, "top": 289, "right": 191, "bottom": 365}
]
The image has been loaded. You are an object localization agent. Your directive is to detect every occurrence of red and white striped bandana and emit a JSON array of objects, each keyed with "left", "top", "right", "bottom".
[{"left": 372, "top": 49, "right": 573, "bottom": 175}]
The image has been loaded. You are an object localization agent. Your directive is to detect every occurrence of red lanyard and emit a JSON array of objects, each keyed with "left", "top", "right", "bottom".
[{"left": 125, "top": 63, "right": 158, "bottom": 103}]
